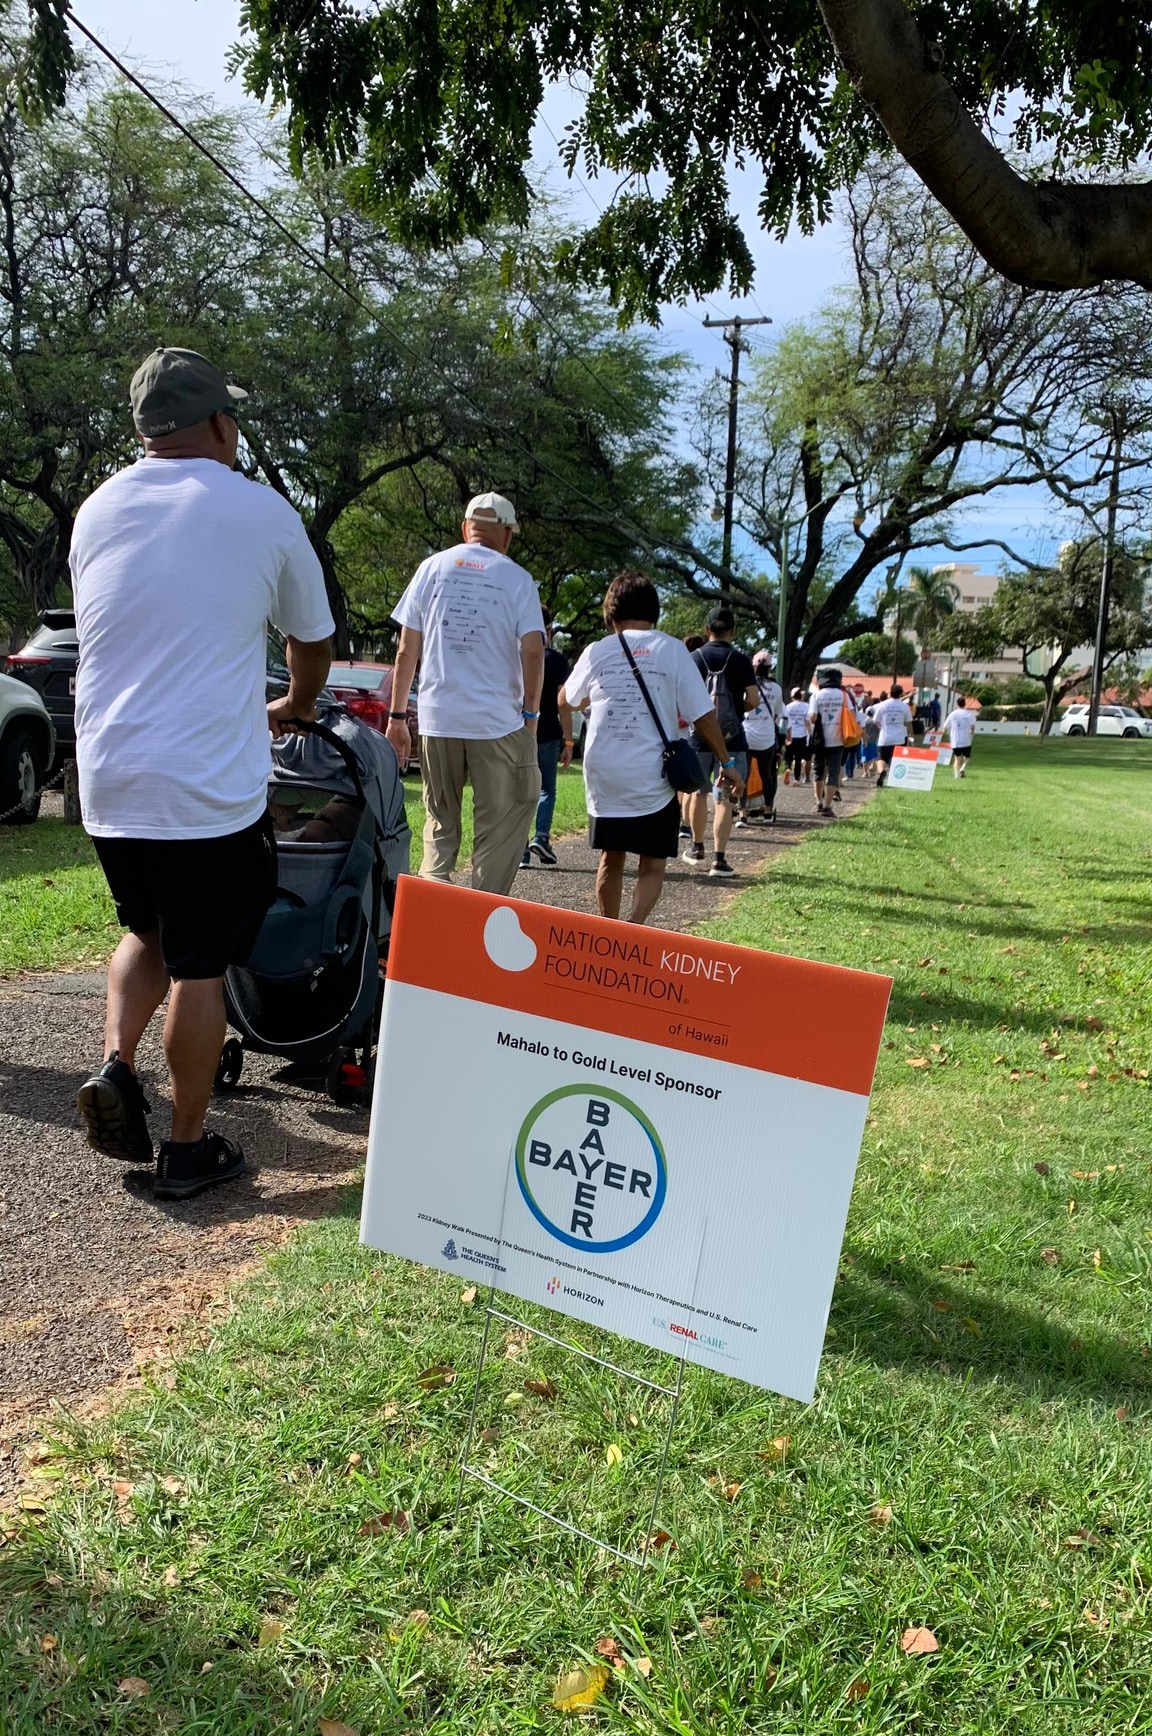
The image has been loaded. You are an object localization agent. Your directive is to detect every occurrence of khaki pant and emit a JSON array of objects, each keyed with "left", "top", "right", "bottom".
[{"left": 420, "top": 728, "right": 541, "bottom": 896}]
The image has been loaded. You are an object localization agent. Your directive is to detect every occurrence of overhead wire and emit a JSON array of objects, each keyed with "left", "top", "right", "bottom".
[{"left": 62, "top": 6, "right": 685, "bottom": 553}]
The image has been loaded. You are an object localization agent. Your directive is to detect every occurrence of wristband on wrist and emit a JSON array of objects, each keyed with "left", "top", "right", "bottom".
[
  {"left": 388, "top": 711, "right": 407, "bottom": 721},
  {"left": 522, "top": 709, "right": 539, "bottom": 719},
  {"left": 564, "top": 738, "right": 574, "bottom": 746},
  {"left": 722, "top": 756, "right": 737, "bottom": 770}
]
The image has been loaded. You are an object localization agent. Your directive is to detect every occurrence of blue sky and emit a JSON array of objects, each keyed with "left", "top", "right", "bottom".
[{"left": 73, "top": 0, "right": 1062, "bottom": 584}]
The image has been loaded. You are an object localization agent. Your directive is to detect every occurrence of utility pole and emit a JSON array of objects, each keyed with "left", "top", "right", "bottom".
[
  {"left": 1088, "top": 407, "right": 1124, "bottom": 738},
  {"left": 703, "top": 314, "right": 771, "bottom": 605}
]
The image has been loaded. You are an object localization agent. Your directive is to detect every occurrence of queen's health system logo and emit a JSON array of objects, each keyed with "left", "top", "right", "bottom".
[{"left": 515, "top": 1085, "right": 667, "bottom": 1253}]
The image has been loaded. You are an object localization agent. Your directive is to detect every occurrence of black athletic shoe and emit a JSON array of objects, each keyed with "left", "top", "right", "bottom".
[
  {"left": 709, "top": 855, "right": 735, "bottom": 878},
  {"left": 529, "top": 839, "right": 558, "bottom": 867},
  {"left": 154, "top": 1131, "right": 246, "bottom": 1201},
  {"left": 519, "top": 848, "right": 533, "bottom": 869},
  {"left": 678, "top": 824, "right": 692, "bottom": 839},
  {"left": 681, "top": 841, "right": 705, "bottom": 865},
  {"left": 77, "top": 1053, "right": 153, "bottom": 1164}
]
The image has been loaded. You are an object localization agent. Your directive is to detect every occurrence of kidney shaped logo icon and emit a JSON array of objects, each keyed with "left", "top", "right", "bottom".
[{"left": 515, "top": 1084, "right": 667, "bottom": 1253}]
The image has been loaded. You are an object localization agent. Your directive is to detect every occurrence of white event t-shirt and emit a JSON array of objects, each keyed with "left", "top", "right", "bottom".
[
  {"left": 808, "top": 685, "right": 852, "bottom": 748},
  {"left": 392, "top": 542, "right": 545, "bottom": 739},
  {"left": 784, "top": 699, "right": 810, "bottom": 741},
  {"left": 743, "top": 681, "right": 778, "bottom": 750},
  {"left": 71, "top": 458, "right": 335, "bottom": 840},
  {"left": 565, "top": 631, "right": 711, "bottom": 818},
  {"left": 872, "top": 697, "right": 914, "bottom": 747},
  {"left": 945, "top": 707, "right": 976, "bottom": 748}
]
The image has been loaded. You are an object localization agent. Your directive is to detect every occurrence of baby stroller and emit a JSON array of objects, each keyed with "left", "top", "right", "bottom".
[{"left": 217, "top": 705, "right": 410, "bottom": 1104}]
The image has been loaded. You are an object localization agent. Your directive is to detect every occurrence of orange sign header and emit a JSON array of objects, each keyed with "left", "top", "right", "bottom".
[{"left": 387, "top": 880, "right": 891, "bottom": 1097}]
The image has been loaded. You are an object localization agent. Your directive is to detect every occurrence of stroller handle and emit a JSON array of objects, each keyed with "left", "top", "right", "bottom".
[{"left": 278, "top": 716, "right": 370, "bottom": 807}]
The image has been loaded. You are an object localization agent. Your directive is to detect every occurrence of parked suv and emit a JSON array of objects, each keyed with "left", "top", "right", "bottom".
[
  {"left": 5, "top": 608, "right": 78, "bottom": 767},
  {"left": 1059, "top": 703, "right": 1152, "bottom": 739},
  {"left": 0, "top": 672, "right": 55, "bottom": 823}
]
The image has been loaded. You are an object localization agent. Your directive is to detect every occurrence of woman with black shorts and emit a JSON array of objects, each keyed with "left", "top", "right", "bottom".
[{"left": 561, "top": 572, "right": 742, "bottom": 924}]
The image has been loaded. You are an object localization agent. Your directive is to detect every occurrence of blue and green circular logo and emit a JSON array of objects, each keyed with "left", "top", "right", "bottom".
[{"left": 515, "top": 1084, "right": 667, "bottom": 1253}]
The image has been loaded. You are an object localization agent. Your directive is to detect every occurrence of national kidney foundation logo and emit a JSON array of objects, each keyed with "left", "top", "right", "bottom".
[{"left": 515, "top": 1085, "right": 667, "bottom": 1253}]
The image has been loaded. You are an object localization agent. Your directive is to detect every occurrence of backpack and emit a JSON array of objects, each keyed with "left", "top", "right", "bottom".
[
  {"left": 701, "top": 649, "right": 742, "bottom": 744},
  {"left": 840, "top": 692, "right": 863, "bottom": 750}
]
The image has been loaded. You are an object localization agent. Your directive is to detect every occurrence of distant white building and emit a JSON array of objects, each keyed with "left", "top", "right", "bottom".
[{"left": 885, "top": 563, "right": 1027, "bottom": 684}]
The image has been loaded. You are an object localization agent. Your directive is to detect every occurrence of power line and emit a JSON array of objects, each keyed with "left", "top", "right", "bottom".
[{"left": 63, "top": 8, "right": 672, "bottom": 548}]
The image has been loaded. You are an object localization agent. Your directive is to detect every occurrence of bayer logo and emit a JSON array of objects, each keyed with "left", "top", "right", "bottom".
[{"left": 515, "top": 1085, "right": 667, "bottom": 1254}]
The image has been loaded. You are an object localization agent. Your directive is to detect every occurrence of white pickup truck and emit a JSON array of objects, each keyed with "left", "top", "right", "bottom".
[{"left": 0, "top": 671, "right": 56, "bottom": 824}]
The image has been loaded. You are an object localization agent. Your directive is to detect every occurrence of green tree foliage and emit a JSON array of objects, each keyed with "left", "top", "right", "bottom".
[
  {"left": 837, "top": 632, "right": 914, "bottom": 676},
  {"left": 941, "top": 543, "right": 1152, "bottom": 734},
  {"left": 0, "top": 53, "right": 697, "bottom": 646},
  {"left": 659, "top": 164, "right": 1137, "bottom": 687}
]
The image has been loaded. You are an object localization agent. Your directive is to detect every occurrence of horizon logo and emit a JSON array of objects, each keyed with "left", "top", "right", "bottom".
[{"left": 546, "top": 1275, "right": 560, "bottom": 1294}]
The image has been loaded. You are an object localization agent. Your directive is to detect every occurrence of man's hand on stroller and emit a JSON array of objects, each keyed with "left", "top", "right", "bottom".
[{"left": 268, "top": 694, "right": 317, "bottom": 739}]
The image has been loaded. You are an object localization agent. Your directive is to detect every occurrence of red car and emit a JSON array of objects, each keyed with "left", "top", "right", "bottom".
[{"left": 326, "top": 661, "right": 420, "bottom": 769}]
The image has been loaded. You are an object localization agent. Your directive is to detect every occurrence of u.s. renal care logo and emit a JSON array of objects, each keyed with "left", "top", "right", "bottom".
[{"left": 515, "top": 1085, "right": 666, "bottom": 1253}]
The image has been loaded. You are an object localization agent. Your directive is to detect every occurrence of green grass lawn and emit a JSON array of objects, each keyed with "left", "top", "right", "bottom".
[
  {"left": 0, "top": 768, "right": 588, "bottom": 974},
  {"left": 3, "top": 739, "right": 1152, "bottom": 1732}
]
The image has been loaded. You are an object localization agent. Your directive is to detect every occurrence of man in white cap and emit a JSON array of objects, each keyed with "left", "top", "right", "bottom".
[{"left": 386, "top": 492, "right": 544, "bottom": 894}]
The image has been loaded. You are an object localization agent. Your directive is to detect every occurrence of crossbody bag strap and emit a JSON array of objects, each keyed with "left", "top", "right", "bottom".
[{"left": 617, "top": 630, "right": 672, "bottom": 750}]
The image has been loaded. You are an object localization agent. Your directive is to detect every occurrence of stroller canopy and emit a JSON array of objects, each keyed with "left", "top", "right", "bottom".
[{"left": 269, "top": 700, "right": 406, "bottom": 842}]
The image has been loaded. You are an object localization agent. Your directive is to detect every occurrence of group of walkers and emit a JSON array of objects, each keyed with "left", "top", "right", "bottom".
[
  {"left": 68, "top": 343, "right": 976, "bottom": 1200},
  {"left": 386, "top": 519, "right": 980, "bottom": 930}
]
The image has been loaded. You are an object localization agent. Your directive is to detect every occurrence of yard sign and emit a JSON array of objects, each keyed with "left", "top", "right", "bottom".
[
  {"left": 361, "top": 880, "right": 890, "bottom": 1402},
  {"left": 889, "top": 745, "right": 939, "bottom": 790}
]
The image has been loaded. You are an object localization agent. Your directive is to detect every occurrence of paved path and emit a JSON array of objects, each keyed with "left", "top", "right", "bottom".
[{"left": 0, "top": 772, "right": 872, "bottom": 1495}]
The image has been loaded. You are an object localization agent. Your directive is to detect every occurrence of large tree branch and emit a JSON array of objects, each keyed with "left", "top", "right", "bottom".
[{"left": 817, "top": 0, "right": 1152, "bottom": 291}]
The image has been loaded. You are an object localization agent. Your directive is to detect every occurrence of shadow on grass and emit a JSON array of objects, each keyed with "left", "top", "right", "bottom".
[
  {"left": 0, "top": 1555, "right": 413, "bottom": 1736},
  {"left": 833, "top": 1251, "right": 1152, "bottom": 1408}
]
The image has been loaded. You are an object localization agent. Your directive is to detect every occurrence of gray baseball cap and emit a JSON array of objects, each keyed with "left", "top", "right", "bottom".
[{"left": 130, "top": 347, "right": 248, "bottom": 437}]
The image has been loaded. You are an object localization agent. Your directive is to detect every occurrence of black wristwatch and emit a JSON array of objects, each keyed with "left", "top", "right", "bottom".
[{"left": 388, "top": 711, "right": 407, "bottom": 721}]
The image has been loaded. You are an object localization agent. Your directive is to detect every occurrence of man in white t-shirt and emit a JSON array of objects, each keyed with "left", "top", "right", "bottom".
[
  {"left": 783, "top": 689, "right": 811, "bottom": 784},
  {"left": 943, "top": 695, "right": 977, "bottom": 777},
  {"left": 72, "top": 347, "right": 335, "bottom": 1201},
  {"left": 872, "top": 683, "right": 915, "bottom": 786},
  {"left": 807, "top": 669, "right": 856, "bottom": 816},
  {"left": 386, "top": 493, "right": 544, "bottom": 895}
]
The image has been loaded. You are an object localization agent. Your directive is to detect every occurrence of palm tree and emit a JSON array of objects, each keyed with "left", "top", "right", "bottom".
[{"left": 905, "top": 566, "right": 960, "bottom": 672}]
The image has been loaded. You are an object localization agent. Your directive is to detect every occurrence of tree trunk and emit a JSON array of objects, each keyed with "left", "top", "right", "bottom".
[
  {"left": 309, "top": 531, "right": 351, "bottom": 657},
  {"left": 1039, "top": 678, "right": 1060, "bottom": 737},
  {"left": 816, "top": 0, "right": 1152, "bottom": 291}
]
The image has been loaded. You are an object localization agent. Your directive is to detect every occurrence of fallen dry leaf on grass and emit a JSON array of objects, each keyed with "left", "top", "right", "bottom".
[
  {"left": 257, "top": 1617, "right": 286, "bottom": 1647},
  {"left": 900, "top": 1626, "right": 939, "bottom": 1656},
  {"left": 1041, "top": 1248, "right": 1061, "bottom": 1265},
  {"left": 721, "top": 1481, "right": 742, "bottom": 1500},
  {"left": 605, "top": 1443, "right": 624, "bottom": 1467},
  {"left": 906, "top": 1057, "right": 929, "bottom": 1069},
  {"left": 407, "top": 1609, "right": 430, "bottom": 1627},
  {"left": 870, "top": 1503, "right": 894, "bottom": 1526},
  {"left": 1063, "top": 1530, "right": 1103, "bottom": 1550},
  {"left": 553, "top": 1663, "right": 610, "bottom": 1713},
  {"left": 758, "top": 1436, "right": 791, "bottom": 1464},
  {"left": 162, "top": 1566, "right": 180, "bottom": 1588},
  {"left": 318, "top": 1720, "right": 361, "bottom": 1736},
  {"left": 1033, "top": 1162, "right": 1050, "bottom": 1176},
  {"left": 633, "top": 1656, "right": 654, "bottom": 1678},
  {"left": 742, "top": 1569, "right": 763, "bottom": 1589},
  {"left": 1116, "top": 1406, "right": 1131, "bottom": 1423},
  {"left": 39, "top": 1634, "right": 57, "bottom": 1652},
  {"left": 346, "top": 1453, "right": 363, "bottom": 1471},
  {"left": 416, "top": 1364, "right": 456, "bottom": 1391},
  {"left": 112, "top": 1480, "right": 135, "bottom": 1501},
  {"left": 358, "top": 1510, "right": 411, "bottom": 1538},
  {"left": 524, "top": 1378, "right": 559, "bottom": 1401},
  {"left": 460, "top": 1286, "right": 478, "bottom": 1306},
  {"left": 117, "top": 1677, "right": 152, "bottom": 1697},
  {"left": 504, "top": 1328, "right": 532, "bottom": 1358},
  {"left": 648, "top": 1529, "right": 676, "bottom": 1551},
  {"left": 846, "top": 1679, "right": 870, "bottom": 1702},
  {"left": 594, "top": 1636, "right": 620, "bottom": 1659},
  {"left": 1083, "top": 1016, "right": 1104, "bottom": 1031}
]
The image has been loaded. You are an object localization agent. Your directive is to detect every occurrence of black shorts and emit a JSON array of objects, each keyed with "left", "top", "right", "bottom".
[
  {"left": 813, "top": 743, "right": 844, "bottom": 784},
  {"left": 93, "top": 813, "right": 277, "bottom": 980},
  {"left": 785, "top": 740, "right": 808, "bottom": 774},
  {"left": 878, "top": 743, "right": 897, "bottom": 765},
  {"left": 953, "top": 740, "right": 973, "bottom": 758},
  {"left": 589, "top": 798, "right": 681, "bottom": 859}
]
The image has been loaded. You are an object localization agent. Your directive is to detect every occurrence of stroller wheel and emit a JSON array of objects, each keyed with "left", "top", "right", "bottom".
[
  {"left": 214, "top": 1038, "right": 244, "bottom": 1093},
  {"left": 326, "top": 1048, "right": 369, "bottom": 1106}
]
